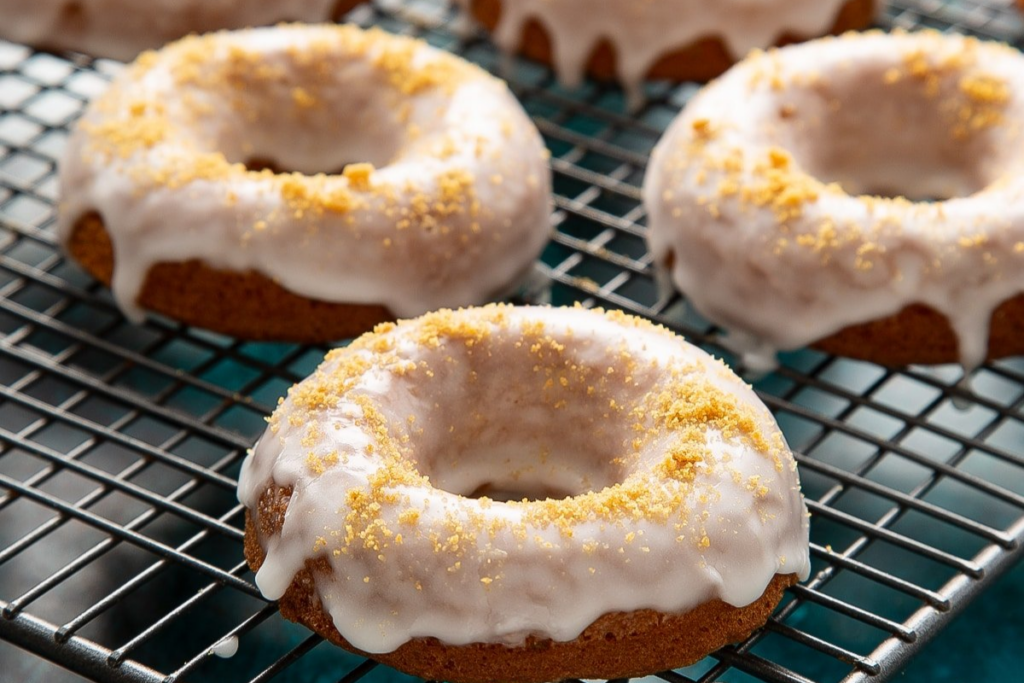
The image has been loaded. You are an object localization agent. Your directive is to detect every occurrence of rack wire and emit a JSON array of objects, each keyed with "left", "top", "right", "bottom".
[{"left": 1, "top": 0, "right": 1023, "bottom": 681}]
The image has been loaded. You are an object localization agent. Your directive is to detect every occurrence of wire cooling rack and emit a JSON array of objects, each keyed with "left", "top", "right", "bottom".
[{"left": 2, "top": 1, "right": 1024, "bottom": 682}]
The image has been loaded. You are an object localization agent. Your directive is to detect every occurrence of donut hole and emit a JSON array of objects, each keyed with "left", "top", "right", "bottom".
[
  {"left": 242, "top": 157, "right": 352, "bottom": 176},
  {"left": 195, "top": 48, "right": 425, "bottom": 175},
  {"left": 419, "top": 398, "right": 633, "bottom": 502},
  {"left": 220, "top": 100, "right": 407, "bottom": 175},
  {"left": 405, "top": 333, "right": 641, "bottom": 503},
  {"left": 466, "top": 480, "right": 580, "bottom": 503},
  {"left": 773, "top": 63, "right": 1020, "bottom": 201}
]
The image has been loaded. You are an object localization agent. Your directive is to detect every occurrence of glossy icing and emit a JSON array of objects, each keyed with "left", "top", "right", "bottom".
[
  {"left": 0, "top": 0, "right": 365, "bottom": 62},
  {"left": 458, "top": 0, "right": 876, "bottom": 105},
  {"left": 238, "top": 305, "right": 811, "bottom": 654},
  {"left": 58, "top": 25, "right": 552, "bottom": 322},
  {"left": 644, "top": 31, "right": 1024, "bottom": 370},
  {"left": 210, "top": 636, "right": 239, "bottom": 658}
]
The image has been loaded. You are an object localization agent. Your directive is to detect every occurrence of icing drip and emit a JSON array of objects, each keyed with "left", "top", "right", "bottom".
[
  {"left": 458, "top": 0, "right": 875, "bottom": 106},
  {"left": 0, "top": 0, "right": 353, "bottom": 62},
  {"left": 58, "top": 25, "right": 552, "bottom": 322},
  {"left": 644, "top": 31, "right": 1024, "bottom": 371},
  {"left": 210, "top": 636, "right": 239, "bottom": 658},
  {"left": 238, "top": 305, "right": 810, "bottom": 654},
  {"left": 952, "top": 373, "right": 975, "bottom": 411}
]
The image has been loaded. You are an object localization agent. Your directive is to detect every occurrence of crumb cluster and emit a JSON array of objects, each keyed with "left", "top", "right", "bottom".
[{"left": 265, "top": 305, "right": 790, "bottom": 582}]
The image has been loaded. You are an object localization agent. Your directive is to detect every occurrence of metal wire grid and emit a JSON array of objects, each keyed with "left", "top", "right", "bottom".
[{"left": 1, "top": 1, "right": 1023, "bottom": 682}]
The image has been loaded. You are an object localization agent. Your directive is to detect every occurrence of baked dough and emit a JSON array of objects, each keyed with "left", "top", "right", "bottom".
[
  {"left": 459, "top": 0, "right": 877, "bottom": 106},
  {"left": 644, "top": 31, "right": 1024, "bottom": 369},
  {"left": 239, "top": 304, "right": 810, "bottom": 682},
  {"left": 59, "top": 25, "right": 552, "bottom": 341}
]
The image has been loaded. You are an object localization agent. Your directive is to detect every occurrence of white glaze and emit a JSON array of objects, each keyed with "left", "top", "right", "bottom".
[
  {"left": 458, "top": 0, "right": 877, "bottom": 106},
  {"left": 0, "top": 0, "right": 359, "bottom": 61},
  {"left": 644, "top": 31, "right": 1024, "bottom": 370},
  {"left": 237, "top": 305, "right": 810, "bottom": 654},
  {"left": 58, "top": 25, "right": 552, "bottom": 323},
  {"left": 210, "top": 636, "right": 239, "bottom": 658}
]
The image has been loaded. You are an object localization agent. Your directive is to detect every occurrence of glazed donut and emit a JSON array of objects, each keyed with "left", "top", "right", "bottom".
[
  {"left": 59, "top": 25, "right": 552, "bottom": 342},
  {"left": 0, "top": 0, "right": 365, "bottom": 61},
  {"left": 239, "top": 304, "right": 810, "bottom": 683},
  {"left": 643, "top": 31, "right": 1024, "bottom": 370},
  {"left": 459, "top": 0, "right": 878, "bottom": 105}
]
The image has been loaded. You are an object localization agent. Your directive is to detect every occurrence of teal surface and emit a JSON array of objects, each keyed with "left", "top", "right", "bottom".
[
  {"left": 2, "top": 0, "right": 1024, "bottom": 682},
  {"left": 902, "top": 561, "right": 1024, "bottom": 681}
]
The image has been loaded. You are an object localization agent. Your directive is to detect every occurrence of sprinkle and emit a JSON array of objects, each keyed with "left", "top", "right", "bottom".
[
  {"left": 344, "top": 163, "right": 375, "bottom": 191},
  {"left": 291, "top": 87, "right": 316, "bottom": 108},
  {"left": 264, "top": 305, "right": 789, "bottom": 576}
]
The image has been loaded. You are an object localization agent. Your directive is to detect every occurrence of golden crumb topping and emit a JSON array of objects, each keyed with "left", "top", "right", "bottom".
[
  {"left": 742, "top": 149, "right": 822, "bottom": 223},
  {"left": 887, "top": 41, "right": 1011, "bottom": 140},
  {"left": 267, "top": 305, "right": 787, "bottom": 562},
  {"left": 75, "top": 25, "right": 511, "bottom": 244},
  {"left": 343, "top": 163, "right": 375, "bottom": 191},
  {"left": 167, "top": 26, "right": 485, "bottom": 97},
  {"left": 660, "top": 29, "right": 1022, "bottom": 267}
]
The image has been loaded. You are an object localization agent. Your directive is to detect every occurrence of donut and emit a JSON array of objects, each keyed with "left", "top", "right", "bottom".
[
  {"left": 458, "top": 0, "right": 878, "bottom": 105},
  {"left": 0, "top": 0, "right": 366, "bottom": 61},
  {"left": 643, "top": 31, "right": 1024, "bottom": 371},
  {"left": 238, "top": 304, "right": 811, "bottom": 683},
  {"left": 58, "top": 25, "right": 552, "bottom": 342}
]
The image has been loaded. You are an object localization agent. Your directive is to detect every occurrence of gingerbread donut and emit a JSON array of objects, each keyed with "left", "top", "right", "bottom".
[
  {"left": 0, "top": 0, "right": 365, "bottom": 61},
  {"left": 459, "top": 0, "right": 879, "bottom": 105},
  {"left": 59, "top": 25, "right": 552, "bottom": 342},
  {"left": 644, "top": 31, "right": 1024, "bottom": 370},
  {"left": 239, "top": 304, "right": 811, "bottom": 683}
]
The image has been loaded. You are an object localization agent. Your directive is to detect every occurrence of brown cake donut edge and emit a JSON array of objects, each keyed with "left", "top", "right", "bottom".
[
  {"left": 812, "top": 295, "right": 1024, "bottom": 366},
  {"left": 659, "top": 245, "right": 1024, "bottom": 366},
  {"left": 244, "top": 484, "right": 800, "bottom": 683},
  {"left": 67, "top": 213, "right": 394, "bottom": 342},
  {"left": 467, "top": 0, "right": 878, "bottom": 83}
]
